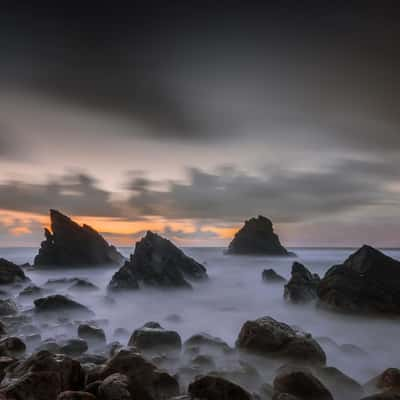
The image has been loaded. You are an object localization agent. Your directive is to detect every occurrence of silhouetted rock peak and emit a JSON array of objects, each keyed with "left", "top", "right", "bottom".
[
  {"left": 108, "top": 230, "right": 208, "bottom": 290},
  {"left": 318, "top": 245, "right": 400, "bottom": 314},
  {"left": 34, "top": 209, "right": 123, "bottom": 267},
  {"left": 227, "top": 215, "right": 293, "bottom": 255}
]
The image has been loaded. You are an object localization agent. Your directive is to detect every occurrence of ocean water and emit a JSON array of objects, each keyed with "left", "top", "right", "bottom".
[{"left": 2, "top": 246, "right": 400, "bottom": 385}]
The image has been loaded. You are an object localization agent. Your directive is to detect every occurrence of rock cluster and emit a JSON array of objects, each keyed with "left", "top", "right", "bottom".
[
  {"left": 227, "top": 215, "right": 293, "bottom": 255},
  {"left": 108, "top": 231, "right": 208, "bottom": 290},
  {"left": 34, "top": 209, "right": 123, "bottom": 267}
]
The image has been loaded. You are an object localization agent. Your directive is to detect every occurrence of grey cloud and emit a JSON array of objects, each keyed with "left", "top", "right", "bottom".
[{"left": 125, "top": 160, "right": 400, "bottom": 223}]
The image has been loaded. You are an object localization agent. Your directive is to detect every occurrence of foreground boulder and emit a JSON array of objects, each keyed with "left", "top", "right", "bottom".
[
  {"left": 284, "top": 262, "right": 320, "bottom": 303},
  {"left": 34, "top": 209, "right": 123, "bottom": 266},
  {"left": 273, "top": 365, "right": 333, "bottom": 400},
  {"left": 98, "top": 348, "right": 179, "bottom": 400},
  {"left": 128, "top": 322, "right": 181, "bottom": 352},
  {"left": 0, "top": 258, "right": 29, "bottom": 285},
  {"left": 236, "top": 316, "right": 326, "bottom": 365},
  {"left": 0, "top": 336, "right": 26, "bottom": 357},
  {"left": 108, "top": 231, "right": 208, "bottom": 290},
  {"left": 262, "top": 269, "right": 286, "bottom": 283},
  {"left": 364, "top": 368, "right": 400, "bottom": 397},
  {"left": 227, "top": 215, "right": 293, "bottom": 255},
  {"left": 188, "top": 375, "right": 252, "bottom": 400},
  {"left": 34, "top": 294, "right": 93, "bottom": 316},
  {"left": 318, "top": 245, "right": 400, "bottom": 314}
]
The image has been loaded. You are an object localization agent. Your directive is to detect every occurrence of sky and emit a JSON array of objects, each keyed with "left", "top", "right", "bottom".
[{"left": 0, "top": 2, "right": 399, "bottom": 247}]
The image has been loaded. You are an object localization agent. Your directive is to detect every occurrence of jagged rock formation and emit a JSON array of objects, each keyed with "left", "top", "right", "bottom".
[
  {"left": 318, "top": 245, "right": 400, "bottom": 314},
  {"left": 0, "top": 258, "right": 29, "bottom": 285},
  {"left": 34, "top": 209, "right": 123, "bottom": 267},
  {"left": 284, "top": 262, "right": 320, "bottom": 303},
  {"left": 108, "top": 231, "right": 208, "bottom": 290},
  {"left": 262, "top": 268, "right": 286, "bottom": 283},
  {"left": 227, "top": 216, "right": 293, "bottom": 255}
]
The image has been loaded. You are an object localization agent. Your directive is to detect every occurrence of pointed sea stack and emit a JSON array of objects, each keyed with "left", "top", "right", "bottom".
[
  {"left": 34, "top": 209, "right": 124, "bottom": 267},
  {"left": 227, "top": 215, "right": 293, "bottom": 255},
  {"left": 108, "top": 231, "right": 208, "bottom": 290},
  {"left": 318, "top": 245, "right": 400, "bottom": 314}
]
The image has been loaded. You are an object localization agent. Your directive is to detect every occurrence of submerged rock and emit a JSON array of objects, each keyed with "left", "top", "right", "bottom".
[
  {"left": 0, "top": 336, "right": 26, "bottom": 357},
  {"left": 364, "top": 368, "right": 400, "bottom": 397},
  {"left": 188, "top": 375, "right": 252, "bottom": 400},
  {"left": 284, "top": 262, "right": 320, "bottom": 303},
  {"left": 0, "top": 258, "right": 29, "bottom": 285},
  {"left": 78, "top": 324, "right": 106, "bottom": 346},
  {"left": 236, "top": 316, "right": 326, "bottom": 365},
  {"left": 60, "top": 339, "right": 89, "bottom": 356},
  {"left": 0, "top": 299, "right": 18, "bottom": 316},
  {"left": 184, "top": 332, "right": 232, "bottom": 354},
  {"left": 69, "top": 279, "right": 99, "bottom": 292},
  {"left": 128, "top": 322, "right": 181, "bottom": 352},
  {"left": 262, "top": 268, "right": 286, "bottom": 283},
  {"left": 108, "top": 231, "right": 208, "bottom": 290},
  {"left": 19, "top": 284, "right": 43, "bottom": 297},
  {"left": 227, "top": 216, "right": 293, "bottom": 255},
  {"left": 318, "top": 245, "right": 400, "bottom": 314},
  {"left": 34, "top": 294, "right": 93, "bottom": 316},
  {"left": 34, "top": 209, "right": 124, "bottom": 267}
]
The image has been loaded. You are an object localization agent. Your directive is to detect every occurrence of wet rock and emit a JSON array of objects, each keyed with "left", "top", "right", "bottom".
[
  {"left": 188, "top": 375, "right": 252, "bottom": 400},
  {"left": 99, "top": 348, "right": 179, "bottom": 400},
  {"left": 36, "top": 339, "right": 62, "bottom": 353},
  {"left": 84, "top": 380, "right": 102, "bottom": 397},
  {"left": 360, "top": 394, "right": 400, "bottom": 399},
  {"left": 19, "top": 284, "right": 43, "bottom": 297},
  {"left": 78, "top": 354, "right": 107, "bottom": 365},
  {"left": 0, "top": 299, "right": 18, "bottom": 316},
  {"left": 108, "top": 231, "right": 207, "bottom": 290},
  {"left": 0, "top": 258, "right": 29, "bottom": 285},
  {"left": 184, "top": 333, "right": 232, "bottom": 354},
  {"left": 98, "top": 373, "right": 132, "bottom": 400},
  {"left": 78, "top": 324, "right": 106, "bottom": 346},
  {"left": 236, "top": 316, "right": 326, "bottom": 365},
  {"left": 128, "top": 321, "right": 181, "bottom": 352},
  {"left": 57, "top": 391, "right": 97, "bottom": 400},
  {"left": 34, "top": 294, "right": 93, "bottom": 316},
  {"left": 284, "top": 262, "right": 320, "bottom": 303},
  {"left": 0, "top": 336, "right": 26, "bottom": 357},
  {"left": 227, "top": 216, "right": 293, "bottom": 255},
  {"left": 60, "top": 338, "right": 89, "bottom": 356},
  {"left": 262, "top": 269, "right": 286, "bottom": 283},
  {"left": 273, "top": 365, "right": 333, "bottom": 400},
  {"left": 364, "top": 368, "right": 400, "bottom": 396},
  {"left": 69, "top": 278, "right": 100, "bottom": 292},
  {"left": 34, "top": 209, "right": 124, "bottom": 266},
  {"left": 318, "top": 245, "right": 400, "bottom": 314}
]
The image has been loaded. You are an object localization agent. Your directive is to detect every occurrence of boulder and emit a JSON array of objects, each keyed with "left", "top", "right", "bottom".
[
  {"left": 236, "top": 316, "right": 326, "bottom": 365},
  {"left": 34, "top": 209, "right": 124, "bottom": 266},
  {"left": 184, "top": 333, "right": 232, "bottom": 354},
  {"left": 60, "top": 339, "right": 88, "bottom": 356},
  {"left": 364, "top": 368, "right": 400, "bottom": 396},
  {"left": 188, "top": 375, "right": 252, "bottom": 400},
  {"left": 0, "top": 336, "right": 26, "bottom": 357},
  {"left": 128, "top": 321, "right": 181, "bottom": 352},
  {"left": 98, "top": 373, "right": 132, "bottom": 400},
  {"left": 78, "top": 324, "right": 106, "bottom": 345},
  {"left": 34, "top": 294, "right": 93, "bottom": 316},
  {"left": 0, "top": 299, "right": 18, "bottom": 316},
  {"left": 19, "top": 284, "right": 43, "bottom": 297},
  {"left": 227, "top": 216, "right": 293, "bottom": 255},
  {"left": 69, "top": 279, "right": 99, "bottom": 291},
  {"left": 0, "top": 258, "right": 29, "bottom": 285},
  {"left": 318, "top": 245, "right": 400, "bottom": 314},
  {"left": 273, "top": 365, "right": 333, "bottom": 400},
  {"left": 262, "top": 269, "right": 286, "bottom": 283},
  {"left": 99, "top": 348, "right": 179, "bottom": 400},
  {"left": 284, "top": 262, "right": 320, "bottom": 303},
  {"left": 57, "top": 391, "right": 96, "bottom": 400},
  {"left": 108, "top": 231, "right": 208, "bottom": 290}
]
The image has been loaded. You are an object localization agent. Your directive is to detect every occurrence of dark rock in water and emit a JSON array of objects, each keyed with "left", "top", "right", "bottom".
[
  {"left": 57, "top": 391, "right": 96, "bottom": 400},
  {"left": 364, "top": 368, "right": 400, "bottom": 397},
  {"left": 227, "top": 215, "right": 293, "bottom": 255},
  {"left": 0, "top": 336, "right": 26, "bottom": 357},
  {"left": 69, "top": 279, "right": 99, "bottom": 292},
  {"left": 236, "top": 316, "right": 326, "bottom": 365},
  {"left": 318, "top": 245, "right": 400, "bottom": 314},
  {"left": 78, "top": 354, "right": 107, "bottom": 365},
  {"left": 34, "top": 209, "right": 124, "bottom": 267},
  {"left": 99, "top": 348, "right": 179, "bottom": 400},
  {"left": 19, "top": 284, "right": 43, "bottom": 297},
  {"left": 188, "top": 375, "right": 252, "bottom": 400},
  {"left": 108, "top": 231, "right": 208, "bottom": 290},
  {"left": 284, "top": 262, "right": 320, "bottom": 303},
  {"left": 98, "top": 373, "right": 132, "bottom": 400},
  {"left": 0, "top": 258, "right": 29, "bottom": 285},
  {"left": 184, "top": 333, "right": 232, "bottom": 354},
  {"left": 262, "top": 268, "right": 286, "bottom": 283},
  {"left": 273, "top": 365, "right": 333, "bottom": 400},
  {"left": 60, "top": 338, "right": 88, "bottom": 356},
  {"left": 36, "top": 340, "right": 62, "bottom": 353},
  {"left": 0, "top": 299, "right": 18, "bottom": 316},
  {"left": 78, "top": 324, "right": 106, "bottom": 345},
  {"left": 34, "top": 295, "right": 93, "bottom": 316},
  {"left": 128, "top": 321, "right": 181, "bottom": 352}
]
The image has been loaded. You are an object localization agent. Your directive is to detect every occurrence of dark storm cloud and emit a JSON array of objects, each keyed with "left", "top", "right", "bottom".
[
  {"left": 1, "top": 3, "right": 400, "bottom": 148},
  {"left": 126, "top": 160, "right": 400, "bottom": 222},
  {"left": 0, "top": 173, "right": 119, "bottom": 217}
]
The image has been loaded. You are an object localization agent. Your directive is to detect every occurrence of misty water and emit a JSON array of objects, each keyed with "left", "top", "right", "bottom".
[{"left": 2, "top": 246, "right": 400, "bottom": 388}]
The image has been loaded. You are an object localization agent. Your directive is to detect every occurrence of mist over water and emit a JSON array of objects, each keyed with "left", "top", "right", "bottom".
[{"left": 3, "top": 247, "right": 400, "bottom": 385}]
